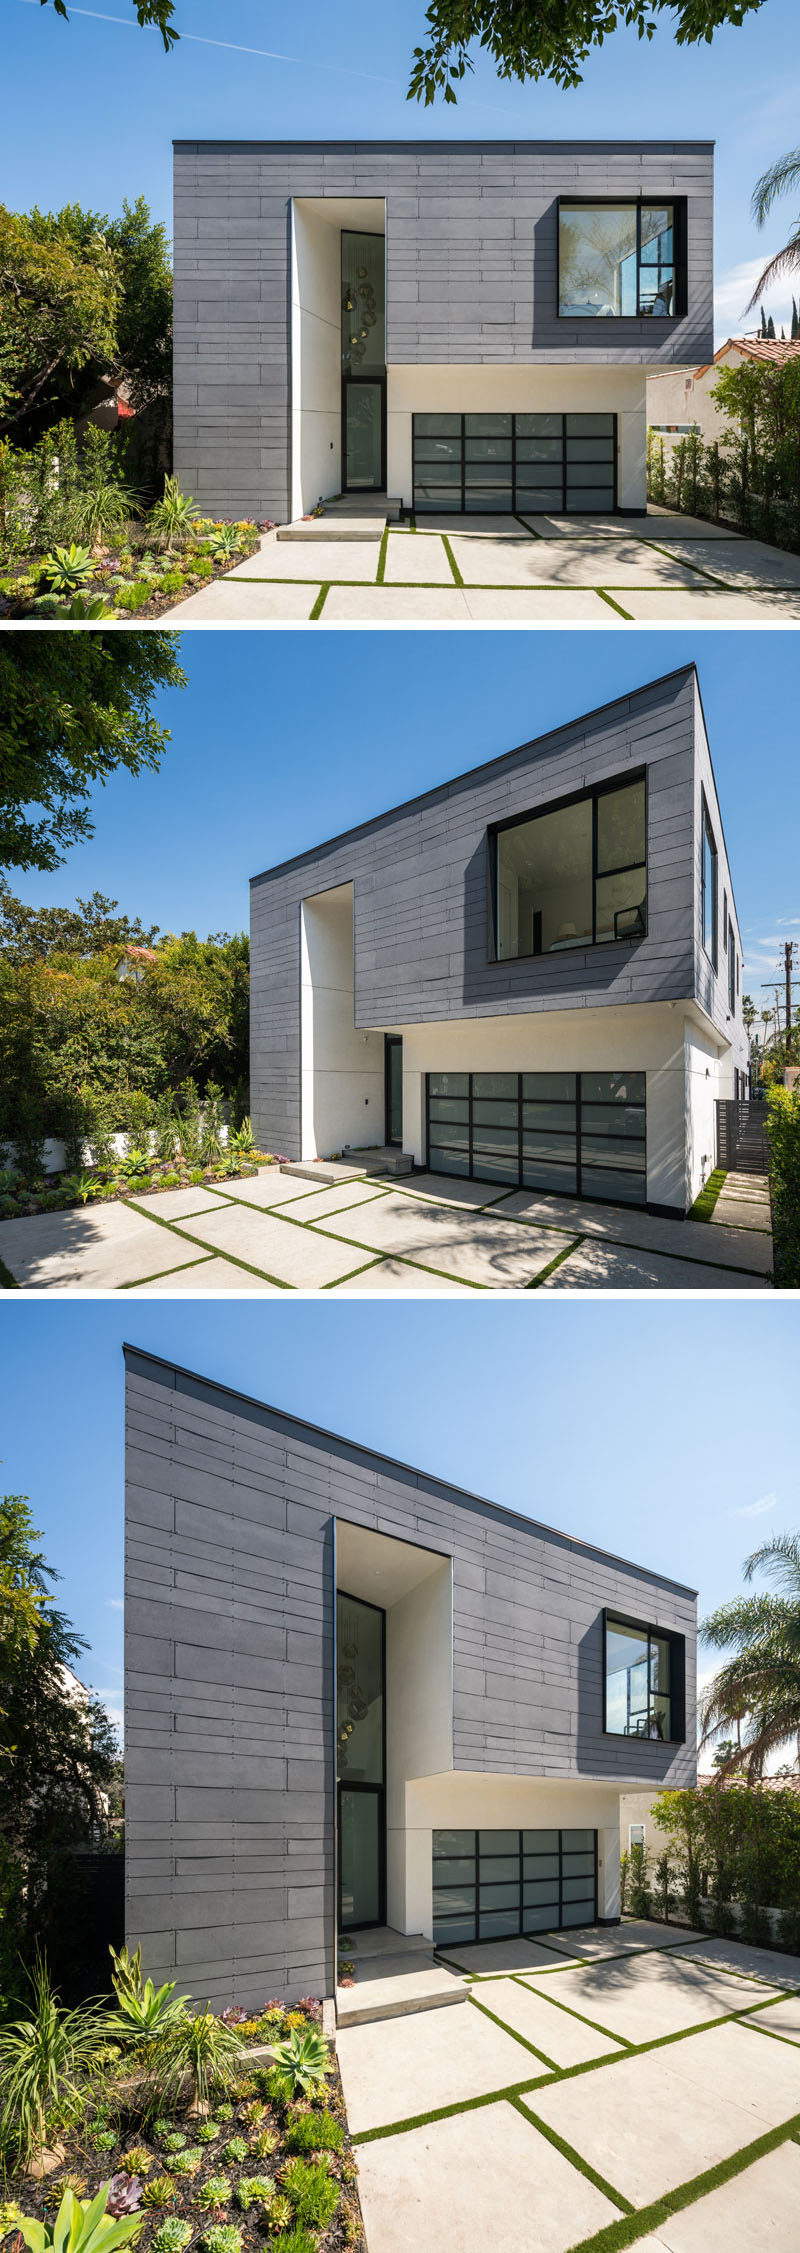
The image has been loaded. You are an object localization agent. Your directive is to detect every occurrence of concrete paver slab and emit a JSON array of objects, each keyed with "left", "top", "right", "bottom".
[
  {"left": 670, "top": 1937, "right": 800, "bottom": 1986},
  {"left": 226, "top": 540, "right": 380, "bottom": 581},
  {"left": 440, "top": 1936, "right": 585, "bottom": 1975},
  {"left": 522, "top": 1951, "right": 778, "bottom": 2043},
  {"left": 540, "top": 1238, "right": 766, "bottom": 1290},
  {"left": 128, "top": 1185, "right": 230, "bottom": 1221},
  {"left": 393, "top": 1172, "right": 521, "bottom": 1211},
  {"left": 330, "top": 1256, "right": 477, "bottom": 1294},
  {"left": 337, "top": 1999, "right": 540, "bottom": 2135},
  {"left": 322, "top": 584, "right": 470, "bottom": 619},
  {"left": 744, "top": 1993, "right": 800, "bottom": 2044},
  {"left": 276, "top": 1182, "right": 389, "bottom": 1224},
  {"left": 521, "top": 2038, "right": 781, "bottom": 2206},
  {"left": 413, "top": 513, "right": 541, "bottom": 539},
  {"left": 214, "top": 1169, "right": 313, "bottom": 1208},
  {"left": 497, "top": 1188, "right": 773, "bottom": 1275},
  {"left": 463, "top": 587, "right": 614, "bottom": 619},
  {"left": 448, "top": 535, "right": 700, "bottom": 588},
  {"left": 541, "top": 1920, "right": 704, "bottom": 1959},
  {"left": 479, "top": 1978, "right": 625, "bottom": 2066},
  {"left": 164, "top": 1203, "right": 375, "bottom": 1287},
  {"left": 314, "top": 1190, "right": 577, "bottom": 1287},
  {"left": 613, "top": 586, "right": 800, "bottom": 618},
  {"left": 354, "top": 2098, "right": 618, "bottom": 2253},
  {"left": 645, "top": 2140, "right": 800, "bottom": 2252},
  {"left": 383, "top": 534, "right": 456, "bottom": 584},
  {"left": 0, "top": 1201, "right": 199, "bottom": 1291},
  {"left": 166, "top": 579, "right": 320, "bottom": 620},
  {"left": 657, "top": 2017, "right": 800, "bottom": 2118},
  {"left": 646, "top": 537, "right": 800, "bottom": 586},
  {"left": 135, "top": 1255, "right": 282, "bottom": 1295},
  {"left": 708, "top": 1197, "right": 771, "bottom": 1230}
]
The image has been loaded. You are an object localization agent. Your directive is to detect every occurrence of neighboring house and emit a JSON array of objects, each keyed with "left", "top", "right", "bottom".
[
  {"left": 250, "top": 665, "right": 749, "bottom": 1213},
  {"left": 648, "top": 335, "right": 800, "bottom": 448},
  {"left": 620, "top": 1773, "right": 800, "bottom": 1861},
  {"left": 116, "top": 945, "right": 158, "bottom": 984},
  {"left": 173, "top": 139, "right": 713, "bottom": 524},
  {"left": 123, "top": 1346, "right": 697, "bottom": 2004}
]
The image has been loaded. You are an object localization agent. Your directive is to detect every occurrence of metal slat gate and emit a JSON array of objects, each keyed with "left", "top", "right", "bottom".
[{"left": 716, "top": 1101, "right": 770, "bottom": 1174}]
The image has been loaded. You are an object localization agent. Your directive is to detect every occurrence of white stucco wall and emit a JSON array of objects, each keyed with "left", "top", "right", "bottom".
[
  {"left": 300, "top": 884, "right": 383, "bottom": 1158},
  {"left": 386, "top": 363, "right": 648, "bottom": 511},
  {"left": 290, "top": 202, "right": 343, "bottom": 518},
  {"left": 385, "top": 1563, "right": 453, "bottom": 1932},
  {"left": 389, "top": 1002, "right": 724, "bottom": 1212},
  {"left": 647, "top": 344, "right": 751, "bottom": 448},
  {"left": 399, "top": 1773, "right": 623, "bottom": 1939}
]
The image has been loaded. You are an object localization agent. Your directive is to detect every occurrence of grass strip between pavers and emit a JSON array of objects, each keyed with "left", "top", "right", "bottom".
[
  {"left": 560, "top": 2109, "right": 800, "bottom": 2253},
  {"left": 511, "top": 1974, "right": 633, "bottom": 2050},
  {"left": 350, "top": 2069, "right": 550, "bottom": 2146},
  {"left": 688, "top": 1165, "right": 727, "bottom": 1221},
  {"left": 596, "top": 589, "right": 633, "bottom": 620},
  {"left": 309, "top": 583, "right": 330, "bottom": 618},
  {"left": 118, "top": 1253, "right": 214, "bottom": 1290},
  {"left": 123, "top": 1199, "right": 292, "bottom": 1289},
  {"left": 468, "top": 1990, "right": 560, "bottom": 2071},
  {"left": 528, "top": 1234, "right": 585, "bottom": 1286},
  {"left": 385, "top": 1176, "right": 769, "bottom": 1279},
  {"left": 508, "top": 2094, "right": 633, "bottom": 2215},
  {"left": 376, "top": 525, "right": 389, "bottom": 584},
  {"left": 442, "top": 535, "right": 464, "bottom": 586},
  {"left": 740, "top": 2016, "right": 800, "bottom": 2051}
]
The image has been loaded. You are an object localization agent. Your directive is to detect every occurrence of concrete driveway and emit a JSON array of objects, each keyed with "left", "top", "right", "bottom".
[
  {"left": 167, "top": 508, "right": 800, "bottom": 624},
  {"left": 0, "top": 1166, "right": 773, "bottom": 1293},
  {"left": 341, "top": 1923, "right": 800, "bottom": 2253}
]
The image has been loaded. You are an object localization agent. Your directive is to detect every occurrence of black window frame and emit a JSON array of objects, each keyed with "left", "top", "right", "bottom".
[
  {"left": 700, "top": 794, "right": 718, "bottom": 972},
  {"left": 425, "top": 1069, "right": 648, "bottom": 1209},
  {"left": 727, "top": 924, "right": 736, "bottom": 1015},
  {"left": 557, "top": 196, "right": 688, "bottom": 321},
  {"left": 411, "top": 411, "right": 618, "bottom": 517},
  {"left": 602, "top": 1609, "right": 686, "bottom": 1746},
  {"left": 489, "top": 769, "right": 648, "bottom": 966}
]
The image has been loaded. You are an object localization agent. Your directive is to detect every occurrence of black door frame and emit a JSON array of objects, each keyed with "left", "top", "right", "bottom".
[
  {"left": 342, "top": 375, "right": 387, "bottom": 493},
  {"left": 384, "top": 1035, "right": 403, "bottom": 1146},
  {"left": 336, "top": 1589, "right": 387, "bottom": 1932}
]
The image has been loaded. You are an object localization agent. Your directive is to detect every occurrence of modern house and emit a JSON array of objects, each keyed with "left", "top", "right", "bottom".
[
  {"left": 173, "top": 138, "right": 713, "bottom": 524},
  {"left": 250, "top": 666, "right": 748, "bottom": 1215},
  {"left": 648, "top": 333, "right": 800, "bottom": 449},
  {"left": 124, "top": 1347, "right": 697, "bottom": 2006}
]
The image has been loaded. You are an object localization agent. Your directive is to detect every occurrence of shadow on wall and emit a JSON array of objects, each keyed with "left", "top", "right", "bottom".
[{"left": 461, "top": 835, "right": 648, "bottom": 1012}]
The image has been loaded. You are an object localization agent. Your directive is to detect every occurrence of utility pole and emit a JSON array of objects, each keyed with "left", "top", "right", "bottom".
[{"left": 784, "top": 939, "right": 797, "bottom": 1064}]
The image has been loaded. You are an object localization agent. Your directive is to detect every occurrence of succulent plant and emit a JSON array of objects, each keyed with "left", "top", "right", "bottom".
[
  {"left": 251, "top": 2128, "right": 277, "bottom": 2162},
  {"left": 89, "top": 2129, "right": 118, "bottom": 2153},
  {"left": 140, "top": 2178, "right": 174, "bottom": 2210},
  {"left": 268, "top": 2199, "right": 293, "bottom": 2235},
  {"left": 220, "top": 2141, "right": 247, "bottom": 2168},
  {"left": 165, "top": 2153, "right": 202, "bottom": 2178},
  {"left": 233, "top": 2179, "right": 274, "bottom": 2214},
  {"left": 212, "top": 2106, "right": 233, "bottom": 2124},
  {"left": 199, "top": 2228, "right": 242, "bottom": 2253},
  {"left": 195, "top": 2180, "right": 230, "bottom": 2215},
  {"left": 105, "top": 2178, "right": 142, "bottom": 2218},
  {"left": 121, "top": 2152, "right": 152, "bottom": 2178},
  {"left": 159, "top": 2134, "right": 187, "bottom": 2155},
  {"left": 239, "top": 2102, "right": 264, "bottom": 2127},
  {"left": 195, "top": 2125, "right": 218, "bottom": 2146},
  {"left": 150, "top": 2223, "right": 192, "bottom": 2253}
]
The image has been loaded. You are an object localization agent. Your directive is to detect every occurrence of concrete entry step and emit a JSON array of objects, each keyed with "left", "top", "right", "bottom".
[
  {"left": 337, "top": 1941, "right": 468, "bottom": 2027},
  {"left": 341, "top": 1145, "right": 413, "bottom": 1175},
  {"left": 278, "top": 1159, "right": 368, "bottom": 1185},
  {"left": 277, "top": 497, "right": 403, "bottom": 541}
]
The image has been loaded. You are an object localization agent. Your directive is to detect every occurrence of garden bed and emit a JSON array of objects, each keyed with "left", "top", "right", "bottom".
[
  {"left": 0, "top": 1153, "right": 280, "bottom": 1224},
  {"left": 0, "top": 519, "right": 266, "bottom": 621},
  {"left": 0, "top": 2002, "right": 364, "bottom": 2253}
]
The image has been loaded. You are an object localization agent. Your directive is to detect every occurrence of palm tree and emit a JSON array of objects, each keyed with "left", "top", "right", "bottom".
[
  {"left": 699, "top": 1533, "right": 800, "bottom": 1779},
  {"left": 745, "top": 149, "right": 800, "bottom": 312}
]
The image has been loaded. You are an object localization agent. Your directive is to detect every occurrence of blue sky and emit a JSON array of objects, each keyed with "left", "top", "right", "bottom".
[
  {"left": 1, "top": 1296, "right": 797, "bottom": 1742},
  {"left": 12, "top": 631, "right": 800, "bottom": 1027},
  {"left": 5, "top": 0, "right": 800, "bottom": 340}
]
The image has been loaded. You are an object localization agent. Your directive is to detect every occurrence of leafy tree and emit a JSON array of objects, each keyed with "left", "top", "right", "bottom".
[
  {"left": 0, "top": 198, "right": 172, "bottom": 441},
  {"left": 408, "top": 0, "right": 770, "bottom": 105},
  {"left": 0, "top": 205, "right": 119, "bottom": 432},
  {"left": 0, "top": 1498, "right": 117, "bottom": 1999},
  {"left": 745, "top": 147, "right": 800, "bottom": 311},
  {"left": 0, "top": 631, "right": 185, "bottom": 873},
  {"left": 146, "top": 929, "right": 250, "bottom": 1092},
  {"left": 699, "top": 1533, "right": 800, "bottom": 1777},
  {"left": 0, "top": 880, "right": 159, "bottom": 967},
  {"left": 39, "top": 0, "right": 177, "bottom": 49},
  {"left": 0, "top": 1497, "right": 47, "bottom": 1683}
]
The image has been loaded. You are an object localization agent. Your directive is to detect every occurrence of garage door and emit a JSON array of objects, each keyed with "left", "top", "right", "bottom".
[
  {"left": 426, "top": 1071, "right": 647, "bottom": 1206},
  {"left": 432, "top": 1828, "right": 598, "bottom": 1948},
  {"left": 412, "top": 413, "right": 617, "bottom": 515}
]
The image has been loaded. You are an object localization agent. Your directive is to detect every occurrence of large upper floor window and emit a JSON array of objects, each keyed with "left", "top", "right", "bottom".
[
  {"left": 493, "top": 775, "right": 646, "bottom": 963},
  {"left": 559, "top": 201, "right": 683, "bottom": 319},
  {"left": 604, "top": 1613, "right": 685, "bottom": 1743},
  {"left": 701, "top": 798, "right": 718, "bottom": 971}
]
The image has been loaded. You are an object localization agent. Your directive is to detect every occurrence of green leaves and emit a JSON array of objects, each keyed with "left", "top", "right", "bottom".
[
  {"left": 407, "top": 0, "right": 769, "bottom": 103},
  {"left": 0, "top": 630, "right": 185, "bottom": 874},
  {"left": 109, "top": 1945, "right": 189, "bottom": 2043},
  {"left": 268, "top": 2029, "right": 331, "bottom": 2098},
  {"left": 40, "top": 0, "right": 178, "bottom": 51},
  {"left": 699, "top": 1529, "right": 800, "bottom": 1778},
  {"left": 18, "top": 2185, "right": 144, "bottom": 2253}
]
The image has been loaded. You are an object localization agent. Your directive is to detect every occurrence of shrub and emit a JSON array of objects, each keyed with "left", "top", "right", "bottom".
[
  {"left": 281, "top": 2160, "right": 338, "bottom": 2233},
  {"left": 283, "top": 2111, "right": 343, "bottom": 2157},
  {"left": 114, "top": 583, "right": 152, "bottom": 612},
  {"left": 148, "top": 478, "right": 198, "bottom": 554},
  {"left": 0, "top": 1955, "right": 109, "bottom": 2170},
  {"left": 766, "top": 1086, "right": 799, "bottom": 1286},
  {"left": 145, "top": 2009, "right": 242, "bottom": 2115},
  {"left": 627, "top": 1841, "right": 651, "bottom": 1920},
  {"left": 274, "top": 2233, "right": 314, "bottom": 2253}
]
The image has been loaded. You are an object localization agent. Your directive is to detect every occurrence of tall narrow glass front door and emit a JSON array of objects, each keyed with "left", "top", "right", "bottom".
[
  {"left": 337, "top": 1590, "right": 385, "bottom": 1930},
  {"left": 344, "top": 383, "right": 384, "bottom": 490},
  {"left": 385, "top": 1037, "right": 403, "bottom": 1146}
]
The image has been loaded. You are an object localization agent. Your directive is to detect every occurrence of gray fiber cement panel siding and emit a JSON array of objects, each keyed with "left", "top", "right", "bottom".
[
  {"left": 124, "top": 1350, "right": 697, "bottom": 2008},
  {"left": 250, "top": 667, "right": 698, "bottom": 1160},
  {"left": 174, "top": 140, "right": 713, "bottom": 519}
]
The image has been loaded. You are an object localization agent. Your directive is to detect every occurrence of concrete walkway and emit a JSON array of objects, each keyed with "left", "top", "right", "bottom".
[
  {"left": 339, "top": 1923, "right": 800, "bottom": 2253},
  {"left": 166, "top": 507, "right": 800, "bottom": 624},
  {"left": 0, "top": 1165, "right": 774, "bottom": 1293}
]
